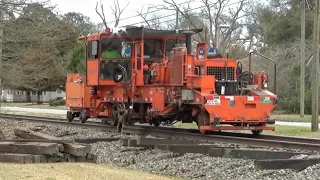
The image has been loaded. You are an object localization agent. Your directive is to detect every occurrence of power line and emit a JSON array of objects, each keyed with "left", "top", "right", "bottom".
[
  {"left": 142, "top": 17, "right": 249, "bottom": 31},
  {"left": 121, "top": 0, "right": 247, "bottom": 27},
  {"left": 105, "top": 1, "right": 190, "bottom": 24}
]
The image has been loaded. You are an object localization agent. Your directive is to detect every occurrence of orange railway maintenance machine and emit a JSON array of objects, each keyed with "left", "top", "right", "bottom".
[{"left": 65, "top": 26, "right": 277, "bottom": 135}]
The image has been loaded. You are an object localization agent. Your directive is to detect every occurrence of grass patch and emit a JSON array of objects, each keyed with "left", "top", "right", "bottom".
[
  {"left": 173, "top": 122, "right": 197, "bottom": 129},
  {"left": 0, "top": 110, "right": 65, "bottom": 118},
  {"left": 261, "top": 125, "right": 320, "bottom": 138},
  {"left": 0, "top": 163, "right": 183, "bottom": 180},
  {"left": 0, "top": 102, "right": 67, "bottom": 110}
]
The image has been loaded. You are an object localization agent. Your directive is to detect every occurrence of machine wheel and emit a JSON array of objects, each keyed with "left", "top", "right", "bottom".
[
  {"left": 110, "top": 108, "right": 118, "bottom": 126},
  {"left": 123, "top": 109, "right": 134, "bottom": 126},
  {"left": 79, "top": 112, "right": 88, "bottom": 123},
  {"left": 197, "top": 111, "right": 210, "bottom": 134},
  {"left": 139, "top": 103, "right": 147, "bottom": 124},
  {"left": 101, "top": 118, "right": 108, "bottom": 124},
  {"left": 251, "top": 130, "right": 263, "bottom": 136},
  {"left": 153, "top": 121, "right": 160, "bottom": 127},
  {"left": 66, "top": 111, "right": 74, "bottom": 122},
  {"left": 117, "top": 111, "right": 125, "bottom": 133}
]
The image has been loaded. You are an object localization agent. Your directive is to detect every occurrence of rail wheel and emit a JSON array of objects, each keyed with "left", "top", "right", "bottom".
[
  {"left": 66, "top": 111, "right": 74, "bottom": 122},
  {"left": 101, "top": 118, "right": 108, "bottom": 124},
  {"left": 153, "top": 120, "right": 160, "bottom": 127},
  {"left": 123, "top": 109, "right": 134, "bottom": 126},
  {"left": 139, "top": 103, "right": 147, "bottom": 124},
  {"left": 117, "top": 113, "right": 123, "bottom": 133},
  {"left": 79, "top": 112, "right": 88, "bottom": 123},
  {"left": 197, "top": 111, "right": 209, "bottom": 134},
  {"left": 110, "top": 108, "right": 118, "bottom": 126},
  {"left": 251, "top": 130, "right": 263, "bottom": 136}
]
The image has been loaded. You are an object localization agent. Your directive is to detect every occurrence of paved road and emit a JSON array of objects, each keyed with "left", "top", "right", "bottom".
[
  {"left": 275, "top": 121, "right": 320, "bottom": 128},
  {"left": 0, "top": 106, "right": 68, "bottom": 115},
  {"left": 1, "top": 106, "right": 319, "bottom": 127}
]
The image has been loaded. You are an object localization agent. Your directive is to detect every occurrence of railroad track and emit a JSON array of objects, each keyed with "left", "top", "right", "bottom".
[
  {"left": 0, "top": 113, "right": 319, "bottom": 153},
  {"left": 0, "top": 113, "right": 117, "bottom": 132}
]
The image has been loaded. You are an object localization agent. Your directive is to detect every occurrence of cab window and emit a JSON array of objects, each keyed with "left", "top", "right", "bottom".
[
  {"left": 137, "top": 39, "right": 163, "bottom": 59},
  {"left": 101, "top": 37, "right": 132, "bottom": 59},
  {"left": 100, "top": 37, "right": 132, "bottom": 80},
  {"left": 166, "top": 39, "right": 186, "bottom": 55},
  {"left": 87, "top": 40, "right": 99, "bottom": 60}
]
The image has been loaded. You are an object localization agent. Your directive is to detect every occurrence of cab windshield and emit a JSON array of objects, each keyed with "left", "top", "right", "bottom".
[
  {"left": 100, "top": 37, "right": 132, "bottom": 80},
  {"left": 101, "top": 37, "right": 131, "bottom": 59}
]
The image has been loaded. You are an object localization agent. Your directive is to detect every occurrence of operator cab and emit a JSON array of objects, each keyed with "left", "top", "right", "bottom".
[
  {"left": 83, "top": 26, "right": 196, "bottom": 86},
  {"left": 99, "top": 26, "right": 189, "bottom": 83},
  {"left": 100, "top": 35, "right": 132, "bottom": 80}
]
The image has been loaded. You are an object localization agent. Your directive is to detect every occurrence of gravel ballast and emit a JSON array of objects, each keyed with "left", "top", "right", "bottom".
[{"left": 1, "top": 118, "right": 320, "bottom": 180}]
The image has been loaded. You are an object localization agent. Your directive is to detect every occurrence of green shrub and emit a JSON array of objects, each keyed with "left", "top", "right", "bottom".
[
  {"left": 278, "top": 88, "right": 317, "bottom": 114},
  {"left": 49, "top": 98, "right": 65, "bottom": 106}
]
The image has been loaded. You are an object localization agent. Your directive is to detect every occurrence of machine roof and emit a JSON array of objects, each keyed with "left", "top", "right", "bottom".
[{"left": 115, "top": 25, "right": 203, "bottom": 38}]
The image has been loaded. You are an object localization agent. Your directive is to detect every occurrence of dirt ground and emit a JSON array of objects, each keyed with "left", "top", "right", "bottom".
[{"left": 0, "top": 163, "right": 182, "bottom": 180}]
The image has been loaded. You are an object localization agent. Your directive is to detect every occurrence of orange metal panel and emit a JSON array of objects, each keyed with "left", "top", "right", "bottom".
[
  {"left": 203, "top": 96, "right": 276, "bottom": 123},
  {"left": 199, "top": 125, "right": 275, "bottom": 131},
  {"left": 151, "top": 87, "right": 165, "bottom": 111},
  {"left": 169, "top": 54, "right": 184, "bottom": 85},
  {"left": 87, "top": 60, "right": 99, "bottom": 85},
  {"left": 192, "top": 76, "right": 215, "bottom": 90},
  {"left": 66, "top": 74, "right": 90, "bottom": 109}
]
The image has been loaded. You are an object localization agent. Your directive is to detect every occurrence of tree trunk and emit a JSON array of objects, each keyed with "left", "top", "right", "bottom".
[
  {"left": 26, "top": 91, "right": 31, "bottom": 102},
  {"left": 37, "top": 92, "right": 42, "bottom": 104}
]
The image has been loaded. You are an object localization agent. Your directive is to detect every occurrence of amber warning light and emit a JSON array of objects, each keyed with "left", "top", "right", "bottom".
[
  {"left": 262, "top": 74, "right": 268, "bottom": 88},
  {"left": 105, "top": 28, "right": 111, "bottom": 33}
]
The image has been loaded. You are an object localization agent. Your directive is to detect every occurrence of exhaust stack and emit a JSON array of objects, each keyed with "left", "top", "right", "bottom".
[{"left": 181, "top": 30, "right": 195, "bottom": 55}]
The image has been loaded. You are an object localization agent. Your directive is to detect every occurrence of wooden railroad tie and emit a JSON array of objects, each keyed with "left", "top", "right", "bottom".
[{"left": 0, "top": 129, "right": 97, "bottom": 163}]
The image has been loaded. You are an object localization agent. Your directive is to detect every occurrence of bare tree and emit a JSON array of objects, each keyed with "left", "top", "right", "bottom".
[
  {"left": 136, "top": 0, "right": 247, "bottom": 54},
  {"left": 95, "top": 0, "right": 129, "bottom": 28},
  {"left": 95, "top": 1, "right": 107, "bottom": 28},
  {"left": 161, "top": 0, "right": 206, "bottom": 41},
  {"left": 136, "top": 5, "right": 173, "bottom": 30}
]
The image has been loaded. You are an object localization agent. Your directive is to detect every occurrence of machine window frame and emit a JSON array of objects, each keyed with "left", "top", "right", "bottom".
[
  {"left": 99, "top": 37, "right": 133, "bottom": 81},
  {"left": 99, "top": 60, "right": 131, "bottom": 80},
  {"left": 100, "top": 37, "right": 132, "bottom": 59},
  {"left": 87, "top": 40, "right": 99, "bottom": 60}
]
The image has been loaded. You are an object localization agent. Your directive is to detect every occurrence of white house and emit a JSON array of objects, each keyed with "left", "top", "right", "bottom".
[{"left": 1, "top": 89, "right": 65, "bottom": 102}]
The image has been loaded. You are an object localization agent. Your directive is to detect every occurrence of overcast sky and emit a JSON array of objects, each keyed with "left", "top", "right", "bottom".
[
  {"left": 41, "top": 0, "right": 249, "bottom": 28},
  {"left": 47, "top": 0, "right": 183, "bottom": 26}
]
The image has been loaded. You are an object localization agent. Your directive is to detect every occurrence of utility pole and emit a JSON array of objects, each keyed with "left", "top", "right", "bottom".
[
  {"left": 300, "top": 0, "right": 305, "bottom": 118},
  {"left": 0, "top": 5, "right": 3, "bottom": 113},
  {"left": 311, "top": 0, "right": 319, "bottom": 132}
]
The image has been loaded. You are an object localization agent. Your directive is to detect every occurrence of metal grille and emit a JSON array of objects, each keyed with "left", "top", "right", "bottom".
[{"left": 206, "top": 67, "right": 235, "bottom": 80}]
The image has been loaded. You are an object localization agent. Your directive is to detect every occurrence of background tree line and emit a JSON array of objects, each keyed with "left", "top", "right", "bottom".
[
  {"left": 1, "top": 0, "right": 101, "bottom": 102},
  {"left": 0, "top": 0, "right": 316, "bottom": 113}
]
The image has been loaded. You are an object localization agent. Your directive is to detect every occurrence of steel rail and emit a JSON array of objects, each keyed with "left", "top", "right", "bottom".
[
  {"left": 122, "top": 126, "right": 320, "bottom": 152},
  {"left": 0, "top": 113, "right": 319, "bottom": 152},
  {"left": 133, "top": 124, "right": 320, "bottom": 145}
]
